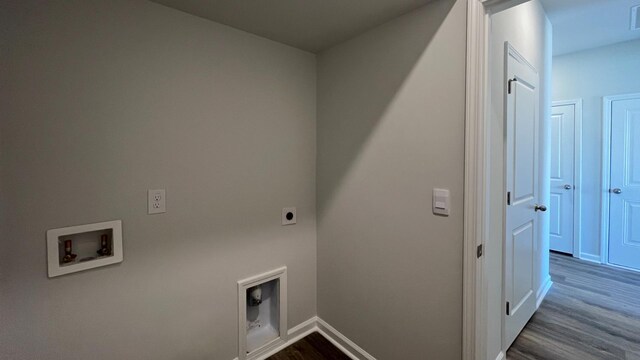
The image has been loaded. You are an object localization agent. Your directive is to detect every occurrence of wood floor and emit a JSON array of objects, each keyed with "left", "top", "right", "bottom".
[
  {"left": 268, "top": 253, "right": 640, "bottom": 360},
  {"left": 508, "top": 252, "right": 640, "bottom": 360},
  {"left": 266, "top": 332, "right": 350, "bottom": 360}
]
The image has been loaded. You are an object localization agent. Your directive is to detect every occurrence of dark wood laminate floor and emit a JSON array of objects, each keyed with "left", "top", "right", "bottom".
[
  {"left": 508, "top": 252, "right": 640, "bottom": 360},
  {"left": 267, "top": 332, "right": 351, "bottom": 360}
]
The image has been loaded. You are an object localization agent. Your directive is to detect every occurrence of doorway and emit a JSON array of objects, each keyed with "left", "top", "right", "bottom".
[
  {"left": 603, "top": 93, "right": 640, "bottom": 271},
  {"left": 549, "top": 93, "right": 640, "bottom": 271},
  {"left": 548, "top": 99, "right": 581, "bottom": 256},
  {"left": 509, "top": 0, "right": 640, "bottom": 357},
  {"left": 463, "top": 0, "right": 640, "bottom": 359}
]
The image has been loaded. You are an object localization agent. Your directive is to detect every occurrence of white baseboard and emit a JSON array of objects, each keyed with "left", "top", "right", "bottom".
[
  {"left": 579, "top": 253, "right": 602, "bottom": 264},
  {"left": 536, "top": 276, "right": 553, "bottom": 309},
  {"left": 316, "top": 317, "right": 376, "bottom": 360},
  {"left": 232, "top": 316, "right": 375, "bottom": 360},
  {"left": 495, "top": 351, "right": 505, "bottom": 360},
  {"left": 233, "top": 317, "right": 317, "bottom": 360},
  {"left": 287, "top": 316, "right": 318, "bottom": 337}
]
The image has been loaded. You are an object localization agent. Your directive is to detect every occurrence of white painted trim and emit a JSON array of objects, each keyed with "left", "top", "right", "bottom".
[
  {"left": 549, "top": 99, "right": 579, "bottom": 107},
  {"left": 506, "top": 42, "right": 539, "bottom": 75},
  {"left": 314, "top": 330, "right": 359, "bottom": 360},
  {"left": 552, "top": 99, "right": 583, "bottom": 258},
  {"left": 287, "top": 316, "right": 317, "bottom": 335},
  {"left": 535, "top": 276, "right": 552, "bottom": 309},
  {"left": 316, "top": 318, "right": 377, "bottom": 360},
  {"left": 237, "top": 267, "right": 288, "bottom": 360},
  {"left": 602, "top": 97, "right": 612, "bottom": 264},
  {"left": 579, "top": 253, "right": 601, "bottom": 264},
  {"left": 231, "top": 317, "right": 317, "bottom": 360},
  {"left": 482, "top": 0, "right": 530, "bottom": 14},
  {"left": 574, "top": 100, "right": 583, "bottom": 259},
  {"left": 601, "top": 93, "right": 640, "bottom": 265},
  {"left": 495, "top": 351, "right": 505, "bottom": 360},
  {"left": 230, "top": 317, "right": 376, "bottom": 360},
  {"left": 463, "top": 1, "right": 490, "bottom": 359},
  {"left": 604, "top": 261, "right": 640, "bottom": 274},
  {"left": 464, "top": 1, "right": 533, "bottom": 360}
]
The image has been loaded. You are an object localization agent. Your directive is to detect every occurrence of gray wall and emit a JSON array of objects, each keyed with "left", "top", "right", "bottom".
[
  {"left": 552, "top": 39, "right": 640, "bottom": 260},
  {"left": 316, "top": 0, "right": 466, "bottom": 358},
  {"left": 0, "top": 1, "right": 317, "bottom": 359},
  {"left": 487, "top": 1, "right": 552, "bottom": 357}
]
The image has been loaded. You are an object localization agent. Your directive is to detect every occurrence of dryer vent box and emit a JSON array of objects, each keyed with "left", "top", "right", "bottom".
[{"left": 238, "top": 267, "right": 287, "bottom": 360}]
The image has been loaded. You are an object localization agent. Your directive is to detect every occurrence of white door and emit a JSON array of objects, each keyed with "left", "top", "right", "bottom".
[
  {"left": 549, "top": 104, "right": 575, "bottom": 254},
  {"left": 609, "top": 97, "right": 640, "bottom": 270},
  {"left": 504, "top": 45, "right": 541, "bottom": 349}
]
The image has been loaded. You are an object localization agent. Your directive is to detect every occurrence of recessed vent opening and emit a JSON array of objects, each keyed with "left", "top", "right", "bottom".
[
  {"left": 237, "top": 267, "right": 287, "bottom": 360},
  {"left": 631, "top": 5, "right": 640, "bottom": 30}
]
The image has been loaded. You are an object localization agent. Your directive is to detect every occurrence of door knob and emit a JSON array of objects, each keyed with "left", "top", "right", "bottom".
[
  {"left": 612, "top": 188, "right": 622, "bottom": 194},
  {"left": 564, "top": 184, "right": 573, "bottom": 190},
  {"left": 534, "top": 204, "right": 547, "bottom": 212}
]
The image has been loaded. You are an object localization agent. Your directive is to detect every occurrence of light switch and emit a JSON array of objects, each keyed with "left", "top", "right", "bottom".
[{"left": 433, "top": 188, "right": 450, "bottom": 216}]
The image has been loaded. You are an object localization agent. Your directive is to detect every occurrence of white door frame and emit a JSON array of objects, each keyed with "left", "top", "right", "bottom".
[
  {"left": 600, "top": 93, "right": 640, "bottom": 266},
  {"left": 551, "top": 99, "right": 583, "bottom": 258},
  {"left": 463, "top": 0, "right": 531, "bottom": 359}
]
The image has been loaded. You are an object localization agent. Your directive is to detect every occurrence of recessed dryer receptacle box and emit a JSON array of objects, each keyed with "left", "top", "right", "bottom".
[
  {"left": 282, "top": 207, "right": 296, "bottom": 225},
  {"left": 46, "top": 220, "right": 123, "bottom": 278}
]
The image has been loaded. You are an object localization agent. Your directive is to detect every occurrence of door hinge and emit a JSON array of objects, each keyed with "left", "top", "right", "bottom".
[
  {"left": 477, "top": 244, "right": 483, "bottom": 258},
  {"left": 506, "top": 302, "right": 510, "bottom": 316},
  {"left": 507, "top": 191, "right": 511, "bottom": 205},
  {"left": 508, "top": 78, "right": 517, "bottom": 94}
]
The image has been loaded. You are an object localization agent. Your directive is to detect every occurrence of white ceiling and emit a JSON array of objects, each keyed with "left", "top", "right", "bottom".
[
  {"left": 540, "top": 0, "right": 640, "bottom": 56},
  {"left": 150, "top": 0, "right": 433, "bottom": 53}
]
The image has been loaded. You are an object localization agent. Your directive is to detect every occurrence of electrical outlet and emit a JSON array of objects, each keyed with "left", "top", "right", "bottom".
[
  {"left": 282, "top": 207, "right": 296, "bottom": 225},
  {"left": 148, "top": 189, "right": 166, "bottom": 214}
]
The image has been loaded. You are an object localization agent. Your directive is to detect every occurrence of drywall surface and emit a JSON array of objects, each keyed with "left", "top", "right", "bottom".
[
  {"left": 0, "top": 1, "right": 316, "bottom": 359},
  {"left": 316, "top": 0, "right": 466, "bottom": 358},
  {"left": 487, "top": 1, "right": 552, "bottom": 357},
  {"left": 552, "top": 39, "right": 640, "bottom": 260}
]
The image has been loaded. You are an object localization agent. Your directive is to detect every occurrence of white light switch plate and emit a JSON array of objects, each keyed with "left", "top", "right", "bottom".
[
  {"left": 433, "top": 188, "right": 450, "bottom": 216},
  {"left": 148, "top": 189, "right": 166, "bottom": 214}
]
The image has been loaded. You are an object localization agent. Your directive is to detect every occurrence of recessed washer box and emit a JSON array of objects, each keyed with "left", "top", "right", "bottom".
[{"left": 46, "top": 220, "right": 123, "bottom": 278}]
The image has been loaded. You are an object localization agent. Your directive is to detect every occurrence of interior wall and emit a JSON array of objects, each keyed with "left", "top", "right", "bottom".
[
  {"left": 316, "top": 0, "right": 466, "bottom": 358},
  {"left": 0, "top": 1, "right": 317, "bottom": 359},
  {"left": 487, "top": 1, "right": 552, "bottom": 357},
  {"left": 552, "top": 39, "right": 640, "bottom": 260}
]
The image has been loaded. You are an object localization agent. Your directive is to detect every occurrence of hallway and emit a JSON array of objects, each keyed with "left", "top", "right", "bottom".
[{"left": 508, "top": 252, "right": 640, "bottom": 359}]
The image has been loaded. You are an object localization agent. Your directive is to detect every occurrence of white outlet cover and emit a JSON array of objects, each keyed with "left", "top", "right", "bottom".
[
  {"left": 282, "top": 207, "right": 296, "bottom": 225},
  {"left": 148, "top": 189, "right": 166, "bottom": 214}
]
